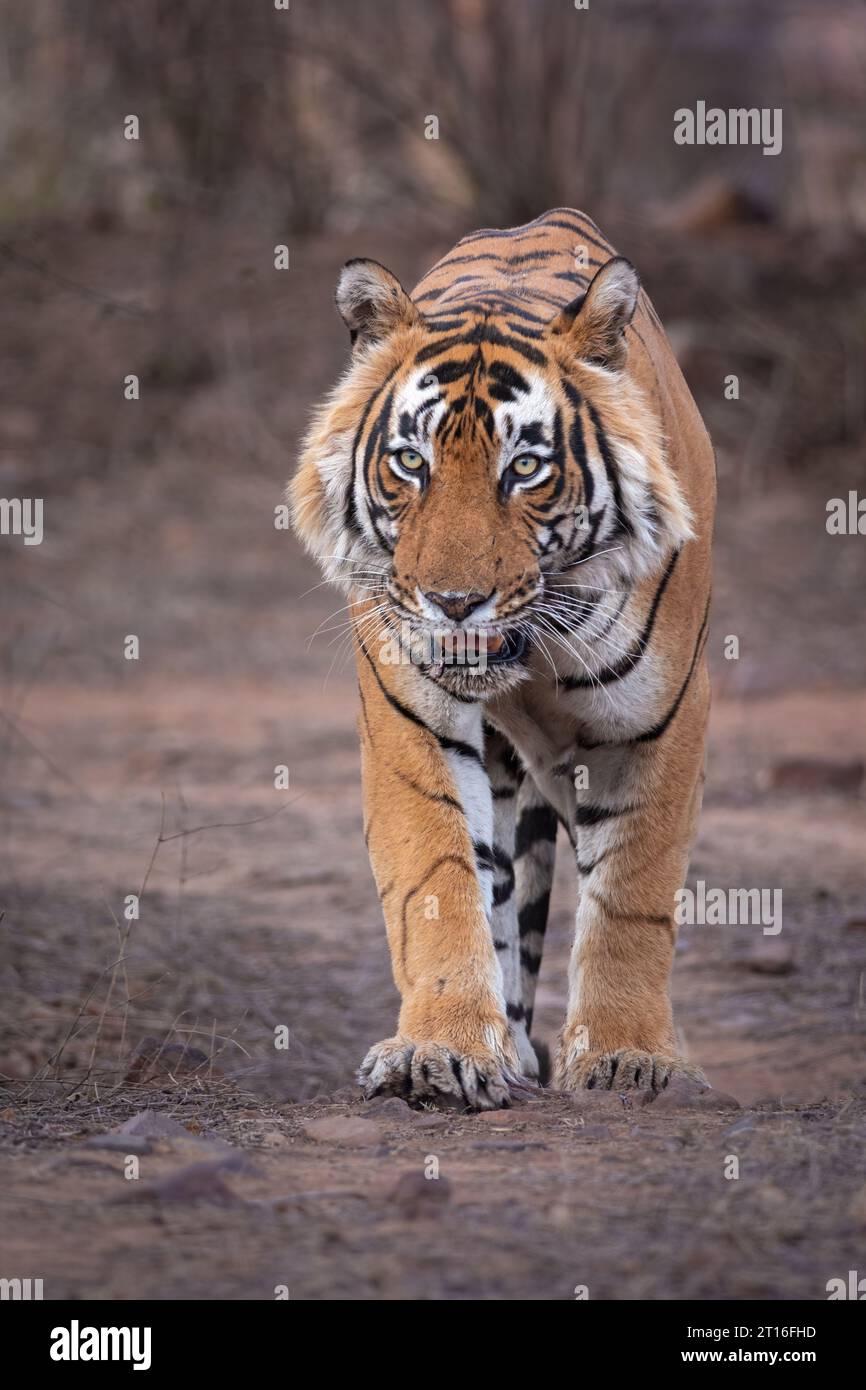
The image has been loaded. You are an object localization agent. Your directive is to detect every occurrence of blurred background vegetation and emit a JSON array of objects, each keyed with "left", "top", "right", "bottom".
[
  {"left": 0, "top": 0, "right": 863, "bottom": 503},
  {"left": 2, "top": 0, "right": 864, "bottom": 234}
]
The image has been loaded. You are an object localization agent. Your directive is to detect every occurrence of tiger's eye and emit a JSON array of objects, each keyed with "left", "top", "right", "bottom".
[
  {"left": 399, "top": 448, "right": 424, "bottom": 470},
  {"left": 511, "top": 455, "right": 541, "bottom": 477}
]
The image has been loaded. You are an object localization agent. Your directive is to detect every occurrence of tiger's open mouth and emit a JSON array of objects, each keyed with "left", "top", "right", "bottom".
[{"left": 433, "top": 628, "right": 527, "bottom": 668}]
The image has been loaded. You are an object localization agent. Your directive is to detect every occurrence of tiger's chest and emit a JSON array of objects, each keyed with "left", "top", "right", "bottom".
[{"left": 486, "top": 653, "right": 665, "bottom": 825}]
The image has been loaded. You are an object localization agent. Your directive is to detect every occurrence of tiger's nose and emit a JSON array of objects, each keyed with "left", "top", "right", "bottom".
[{"left": 424, "top": 590, "right": 490, "bottom": 623}]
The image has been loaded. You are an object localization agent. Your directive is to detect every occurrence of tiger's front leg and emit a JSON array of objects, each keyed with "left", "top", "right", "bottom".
[
  {"left": 555, "top": 663, "right": 710, "bottom": 1094},
  {"left": 355, "top": 636, "right": 520, "bottom": 1110}
]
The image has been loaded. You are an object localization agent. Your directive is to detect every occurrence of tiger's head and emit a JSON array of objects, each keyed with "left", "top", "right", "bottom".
[{"left": 290, "top": 255, "right": 692, "bottom": 694}]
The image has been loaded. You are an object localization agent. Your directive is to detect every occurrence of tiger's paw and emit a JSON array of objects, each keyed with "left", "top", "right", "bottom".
[
  {"left": 555, "top": 1047, "right": 707, "bottom": 1095},
  {"left": 358, "top": 1036, "right": 515, "bottom": 1110}
]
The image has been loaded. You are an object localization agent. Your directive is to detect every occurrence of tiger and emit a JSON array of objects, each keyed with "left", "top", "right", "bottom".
[{"left": 290, "top": 207, "right": 714, "bottom": 1109}]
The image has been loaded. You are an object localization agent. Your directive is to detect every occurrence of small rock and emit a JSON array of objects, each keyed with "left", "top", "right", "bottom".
[
  {"left": 389, "top": 1170, "right": 452, "bottom": 1218},
  {"left": 411, "top": 1112, "right": 449, "bottom": 1130},
  {"left": 115, "top": 1110, "right": 195, "bottom": 1140},
  {"left": 124, "top": 1153, "right": 252, "bottom": 1206},
  {"left": 573, "top": 1123, "right": 612, "bottom": 1140},
  {"left": 641, "top": 1075, "right": 707, "bottom": 1106},
  {"left": 476, "top": 1108, "right": 517, "bottom": 1126},
  {"left": 302, "top": 1116, "right": 384, "bottom": 1147},
  {"left": 701, "top": 1092, "right": 741, "bottom": 1112},
  {"left": 567, "top": 1090, "right": 627, "bottom": 1114},
  {"left": 647, "top": 1078, "right": 740, "bottom": 1112},
  {"left": 123, "top": 1037, "right": 215, "bottom": 1085}
]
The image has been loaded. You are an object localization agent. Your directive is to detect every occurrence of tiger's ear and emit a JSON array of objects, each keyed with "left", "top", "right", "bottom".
[
  {"left": 547, "top": 257, "right": 640, "bottom": 370},
  {"left": 335, "top": 258, "right": 424, "bottom": 348}
]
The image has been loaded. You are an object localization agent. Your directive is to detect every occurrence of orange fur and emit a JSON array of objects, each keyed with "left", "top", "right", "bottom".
[{"left": 291, "top": 210, "right": 715, "bottom": 1107}]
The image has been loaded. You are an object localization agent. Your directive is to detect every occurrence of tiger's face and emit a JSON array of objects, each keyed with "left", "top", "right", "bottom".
[
  {"left": 292, "top": 256, "right": 693, "bottom": 694},
  {"left": 372, "top": 353, "right": 561, "bottom": 677}
]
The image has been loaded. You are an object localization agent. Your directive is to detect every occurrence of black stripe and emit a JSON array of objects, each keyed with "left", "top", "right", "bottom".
[
  {"left": 490, "top": 302, "right": 549, "bottom": 325},
  {"left": 591, "top": 591, "right": 629, "bottom": 643},
  {"left": 391, "top": 766, "right": 460, "bottom": 810},
  {"left": 503, "top": 320, "right": 545, "bottom": 341},
  {"left": 420, "top": 317, "right": 470, "bottom": 332},
  {"left": 414, "top": 275, "right": 483, "bottom": 303},
  {"left": 473, "top": 841, "right": 496, "bottom": 873},
  {"left": 399, "top": 854, "right": 476, "bottom": 985},
  {"left": 576, "top": 848, "right": 609, "bottom": 875},
  {"left": 520, "top": 946, "right": 542, "bottom": 975},
  {"left": 559, "top": 548, "right": 679, "bottom": 690},
  {"left": 514, "top": 804, "right": 558, "bottom": 858},
  {"left": 452, "top": 217, "right": 557, "bottom": 245},
  {"left": 574, "top": 802, "right": 636, "bottom": 828},
  {"left": 344, "top": 364, "right": 400, "bottom": 536},
  {"left": 491, "top": 844, "right": 515, "bottom": 908},
  {"left": 439, "top": 734, "right": 484, "bottom": 764},
  {"left": 358, "top": 638, "right": 482, "bottom": 763},
  {"left": 452, "top": 209, "right": 612, "bottom": 249},
  {"left": 488, "top": 360, "right": 530, "bottom": 396},
  {"left": 414, "top": 335, "right": 478, "bottom": 365},
  {"left": 586, "top": 401, "right": 630, "bottom": 538},
  {"left": 561, "top": 378, "right": 594, "bottom": 511},
  {"left": 586, "top": 891, "right": 671, "bottom": 927},
  {"left": 493, "top": 881, "right": 514, "bottom": 909},
  {"left": 540, "top": 216, "right": 614, "bottom": 257},
  {"left": 518, "top": 893, "right": 551, "bottom": 940},
  {"left": 481, "top": 326, "right": 548, "bottom": 367},
  {"left": 505, "top": 249, "right": 556, "bottom": 264},
  {"left": 428, "top": 251, "right": 510, "bottom": 267},
  {"left": 634, "top": 599, "right": 710, "bottom": 744}
]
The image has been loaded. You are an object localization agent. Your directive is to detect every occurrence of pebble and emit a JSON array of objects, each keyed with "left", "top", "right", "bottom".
[{"left": 302, "top": 1116, "right": 384, "bottom": 1147}]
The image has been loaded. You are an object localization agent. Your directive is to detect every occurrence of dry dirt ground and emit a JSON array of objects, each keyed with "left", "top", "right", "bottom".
[{"left": 0, "top": 222, "right": 864, "bottom": 1300}]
